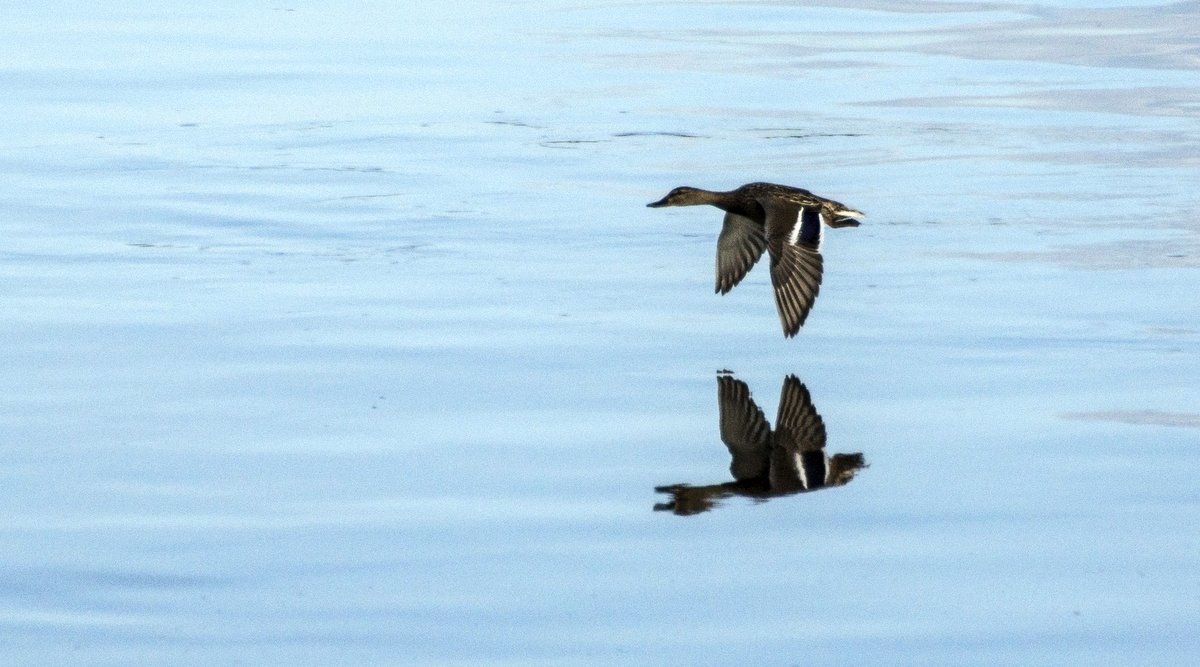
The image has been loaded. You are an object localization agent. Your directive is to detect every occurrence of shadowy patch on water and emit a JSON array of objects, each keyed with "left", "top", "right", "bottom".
[
  {"left": 951, "top": 236, "right": 1200, "bottom": 270},
  {"left": 867, "top": 86, "right": 1200, "bottom": 120},
  {"left": 612, "top": 131, "right": 705, "bottom": 138},
  {"left": 1060, "top": 410, "right": 1200, "bottom": 428}
]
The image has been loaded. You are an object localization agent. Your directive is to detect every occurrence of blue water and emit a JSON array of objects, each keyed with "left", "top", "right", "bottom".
[{"left": 2, "top": 1, "right": 1198, "bottom": 664}]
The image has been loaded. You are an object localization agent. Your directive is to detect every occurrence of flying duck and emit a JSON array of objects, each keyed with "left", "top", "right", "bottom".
[{"left": 647, "top": 182, "right": 862, "bottom": 337}]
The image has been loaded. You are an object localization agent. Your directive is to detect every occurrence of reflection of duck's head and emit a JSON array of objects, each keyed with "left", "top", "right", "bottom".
[
  {"left": 654, "top": 373, "right": 866, "bottom": 516},
  {"left": 652, "top": 484, "right": 725, "bottom": 515},
  {"left": 653, "top": 475, "right": 775, "bottom": 516}
]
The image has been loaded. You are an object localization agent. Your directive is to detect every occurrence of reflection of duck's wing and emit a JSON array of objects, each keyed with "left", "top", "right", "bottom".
[
  {"left": 774, "top": 375, "right": 826, "bottom": 452},
  {"left": 717, "top": 375, "right": 771, "bottom": 481},
  {"left": 770, "top": 375, "right": 829, "bottom": 491}
]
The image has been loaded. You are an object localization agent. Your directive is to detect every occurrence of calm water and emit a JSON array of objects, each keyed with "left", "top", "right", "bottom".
[{"left": 3, "top": 1, "right": 1198, "bottom": 664}]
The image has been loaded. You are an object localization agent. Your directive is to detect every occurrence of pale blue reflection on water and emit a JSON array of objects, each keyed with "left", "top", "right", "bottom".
[{"left": 2, "top": 1, "right": 1198, "bottom": 665}]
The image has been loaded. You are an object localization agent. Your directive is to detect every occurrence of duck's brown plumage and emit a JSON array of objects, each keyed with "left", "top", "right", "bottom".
[
  {"left": 648, "top": 182, "right": 862, "bottom": 337},
  {"left": 653, "top": 373, "right": 866, "bottom": 515}
]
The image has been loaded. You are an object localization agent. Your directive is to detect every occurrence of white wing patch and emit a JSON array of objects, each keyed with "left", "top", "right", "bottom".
[
  {"left": 787, "top": 207, "right": 805, "bottom": 246},
  {"left": 786, "top": 207, "right": 823, "bottom": 251},
  {"left": 793, "top": 451, "right": 808, "bottom": 489}
]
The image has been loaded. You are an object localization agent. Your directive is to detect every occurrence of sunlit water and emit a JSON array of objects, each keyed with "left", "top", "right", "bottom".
[{"left": 2, "top": 1, "right": 1198, "bottom": 664}]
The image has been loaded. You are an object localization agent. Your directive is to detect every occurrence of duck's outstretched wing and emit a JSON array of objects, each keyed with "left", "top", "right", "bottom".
[
  {"left": 770, "top": 374, "right": 829, "bottom": 491},
  {"left": 774, "top": 374, "right": 826, "bottom": 454},
  {"left": 763, "top": 203, "right": 824, "bottom": 337},
  {"left": 717, "top": 374, "right": 772, "bottom": 482},
  {"left": 715, "top": 211, "right": 768, "bottom": 294}
]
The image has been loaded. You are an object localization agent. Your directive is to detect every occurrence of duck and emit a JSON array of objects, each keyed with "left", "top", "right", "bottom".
[
  {"left": 654, "top": 372, "right": 867, "bottom": 515},
  {"left": 647, "top": 182, "right": 862, "bottom": 337}
]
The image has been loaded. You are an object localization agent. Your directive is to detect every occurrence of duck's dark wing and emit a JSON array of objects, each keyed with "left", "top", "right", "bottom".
[
  {"left": 763, "top": 202, "right": 824, "bottom": 337},
  {"left": 715, "top": 211, "right": 768, "bottom": 294},
  {"left": 774, "top": 375, "right": 826, "bottom": 454},
  {"left": 717, "top": 375, "right": 772, "bottom": 482},
  {"left": 769, "top": 375, "right": 829, "bottom": 491}
]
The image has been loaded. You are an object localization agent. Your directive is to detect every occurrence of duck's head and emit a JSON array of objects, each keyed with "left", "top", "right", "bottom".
[{"left": 647, "top": 186, "right": 711, "bottom": 208}]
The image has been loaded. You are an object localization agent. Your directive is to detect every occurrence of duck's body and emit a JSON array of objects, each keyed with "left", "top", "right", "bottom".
[
  {"left": 654, "top": 373, "right": 867, "bottom": 515},
  {"left": 648, "top": 182, "right": 862, "bottom": 337}
]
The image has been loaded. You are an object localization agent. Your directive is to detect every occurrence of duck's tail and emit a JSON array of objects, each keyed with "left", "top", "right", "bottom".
[
  {"left": 825, "top": 202, "right": 864, "bottom": 229},
  {"left": 823, "top": 207, "right": 863, "bottom": 228}
]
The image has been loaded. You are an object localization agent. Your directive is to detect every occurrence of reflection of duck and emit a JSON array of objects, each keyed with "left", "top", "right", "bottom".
[
  {"left": 655, "top": 373, "right": 866, "bottom": 516},
  {"left": 647, "top": 182, "right": 862, "bottom": 337}
]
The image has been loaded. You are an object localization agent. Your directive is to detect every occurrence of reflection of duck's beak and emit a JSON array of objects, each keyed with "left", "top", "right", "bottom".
[{"left": 647, "top": 196, "right": 669, "bottom": 208}]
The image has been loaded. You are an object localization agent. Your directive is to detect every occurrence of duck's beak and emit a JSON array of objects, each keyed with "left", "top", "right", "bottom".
[{"left": 647, "top": 196, "right": 669, "bottom": 208}]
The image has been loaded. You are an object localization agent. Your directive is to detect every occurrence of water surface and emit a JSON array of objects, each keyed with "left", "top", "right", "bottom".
[{"left": 2, "top": 1, "right": 1198, "bottom": 664}]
